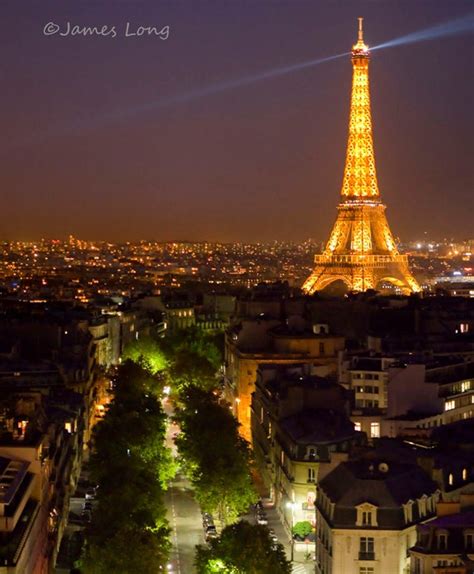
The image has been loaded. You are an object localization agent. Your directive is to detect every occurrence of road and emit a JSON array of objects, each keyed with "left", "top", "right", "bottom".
[
  {"left": 162, "top": 397, "right": 313, "bottom": 574},
  {"left": 163, "top": 397, "right": 204, "bottom": 574},
  {"left": 165, "top": 472, "right": 204, "bottom": 574}
]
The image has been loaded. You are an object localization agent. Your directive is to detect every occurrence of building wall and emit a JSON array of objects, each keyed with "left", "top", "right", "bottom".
[{"left": 317, "top": 515, "right": 416, "bottom": 574}]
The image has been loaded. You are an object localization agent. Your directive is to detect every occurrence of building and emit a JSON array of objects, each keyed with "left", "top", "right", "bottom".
[
  {"left": 303, "top": 19, "right": 419, "bottom": 294},
  {"left": 315, "top": 459, "right": 439, "bottom": 574},
  {"left": 251, "top": 364, "right": 362, "bottom": 528},
  {"left": 225, "top": 318, "right": 345, "bottom": 440},
  {"left": 0, "top": 386, "right": 85, "bottom": 572},
  {"left": 410, "top": 498, "right": 474, "bottom": 574}
]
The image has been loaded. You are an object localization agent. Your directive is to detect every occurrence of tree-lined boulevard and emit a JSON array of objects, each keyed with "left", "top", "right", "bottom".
[{"left": 79, "top": 329, "right": 293, "bottom": 573}]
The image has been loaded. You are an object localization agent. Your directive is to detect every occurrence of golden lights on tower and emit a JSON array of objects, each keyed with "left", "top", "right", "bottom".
[{"left": 303, "top": 19, "right": 420, "bottom": 294}]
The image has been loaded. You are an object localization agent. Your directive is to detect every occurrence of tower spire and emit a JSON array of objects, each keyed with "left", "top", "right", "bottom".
[
  {"left": 302, "top": 21, "right": 421, "bottom": 295},
  {"left": 344, "top": 18, "right": 377, "bottom": 200}
]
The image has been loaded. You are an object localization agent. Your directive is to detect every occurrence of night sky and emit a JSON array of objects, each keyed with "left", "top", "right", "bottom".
[{"left": 1, "top": 1, "right": 472, "bottom": 243}]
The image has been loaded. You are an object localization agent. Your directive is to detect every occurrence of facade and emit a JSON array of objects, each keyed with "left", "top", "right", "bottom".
[
  {"left": 303, "top": 19, "right": 419, "bottom": 294},
  {"left": 251, "top": 364, "right": 361, "bottom": 527},
  {"left": 315, "top": 459, "right": 439, "bottom": 574},
  {"left": 225, "top": 319, "right": 345, "bottom": 441},
  {"left": 410, "top": 500, "right": 474, "bottom": 574}
]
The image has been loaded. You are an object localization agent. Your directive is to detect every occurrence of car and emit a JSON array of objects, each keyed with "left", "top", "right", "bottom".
[
  {"left": 256, "top": 513, "right": 268, "bottom": 525},
  {"left": 85, "top": 487, "right": 97, "bottom": 500},
  {"left": 82, "top": 501, "right": 93, "bottom": 511},
  {"left": 255, "top": 500, "right": 264, "bottom": 511},
  {"left": 81, "top": 509, "right": 92, "bottom": 523},
  {"left": 205, "top": 526, "right": 218, "bottom": 541},
  {"left": 202, "top": 513, "right": 214, "bottom": 527},
  {"left": 268, "top": 529, "right": 279, "bottom": 547}
]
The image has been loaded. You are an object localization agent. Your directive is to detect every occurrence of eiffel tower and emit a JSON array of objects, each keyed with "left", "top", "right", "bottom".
[{"left": 303, "top": 19, "right": 420, "bottom": 295}]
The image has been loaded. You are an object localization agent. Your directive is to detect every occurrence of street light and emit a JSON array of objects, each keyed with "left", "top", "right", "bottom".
[{"left": 286, "top": 501, "right": 296, "bottom": 562}]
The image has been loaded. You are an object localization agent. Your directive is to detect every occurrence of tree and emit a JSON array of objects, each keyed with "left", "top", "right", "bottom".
[
  {"left": 292, "top": 520, "right": 314, "bottom": 540},
  {"left": 122, "top": 335, "right": 169, "bottom": 375},
  {"left": 195, "top": 521, "right": 291, "bottom": 574},
  {"left": 83, "top": 361, "right": 174, "bottom": 572},
  {"left": 175, "top": 387, "right": 256, "bottom": 525}
]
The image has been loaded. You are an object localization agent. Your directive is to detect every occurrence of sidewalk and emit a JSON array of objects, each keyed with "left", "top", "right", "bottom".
[{"left": 258, "top": 499, "right": 315, "bottom": 573}]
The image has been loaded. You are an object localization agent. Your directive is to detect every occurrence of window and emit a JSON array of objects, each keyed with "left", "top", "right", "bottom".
[
  {"left": 460, "top": 322, "right": 469, "bottom": 334},
  {"left": 354, "top": 422, "right": 361, "bottom": 432},
  {"left": 308, "top": 468, "right": 316, "bottom": 482},
  {"left": 465, "top": 532, "right": 474, "bottom": 548},
  {"left": 362, "top": 511, "right": 372, "bottom": 526},
  {"left": 308, "top": 447, "right": 317, "bottom": 460},
  {"left": 359, "top": 568, "right": 375, "bottom": 574},
  {"left": 438, "top": 533, "right": 447, "bottom": 550},
  {"left": 403, "top": 501, "right": 414, "bottom": 523},
  {"left": 370, "top": 422, "right": 380, "bottom": 438},
  {"left": 463, "top": 468, "right": 468, "bottom": 481},
  {"left": 359, "top": 537, "right": 374, "bottom": 559},
  {"left": 448, "top": 473, "right": 454, "bottom": 486},
  {"left": 461, "top": 381, "right": 471, "bottom": 393},
  {"left": 445, "top": 400, "right": 455, "bottom": 411},
  {"left": 319, "top": 342, "right": 325, "bottom": 355}
]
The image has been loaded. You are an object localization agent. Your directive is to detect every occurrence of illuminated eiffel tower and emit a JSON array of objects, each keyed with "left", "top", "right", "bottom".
[{"left": 303, "top": 19, "right": 420, "bottom": 295}]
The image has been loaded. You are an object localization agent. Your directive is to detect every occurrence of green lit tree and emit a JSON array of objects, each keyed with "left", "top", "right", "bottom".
[
  {"left": 175, "top": 387, "right": 256, "bottom": 525},
  {"left": 122, "top": 335, "right": 169, "bottom": 374},
  {"left": 195, "top": 521, "right": 291, "bottom": 574},
  {"left": 83, "top": 361, "right": 173, "bottom": 572}
]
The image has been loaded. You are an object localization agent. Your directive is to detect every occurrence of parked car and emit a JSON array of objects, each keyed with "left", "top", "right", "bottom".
[
  {"left": 81, "top": 509, "right": 92, "bottom": 523},
  {"left": 85, "top": 487, "right": 97, "bottom": 500},
  {"left": 268, "top": 529, "right": 279, "bottom": 548},
  {"left": 256, "top": 513, "right": 268, "bottom": 525},
  {"left": 82, "top": 501, "right": 93, "bottom": 512},
  {"left": 202, "top": 513, "right": 214, "bottom": 527},
  {"left": 205, "top": 525, "right": 218, "bottom": 541}
]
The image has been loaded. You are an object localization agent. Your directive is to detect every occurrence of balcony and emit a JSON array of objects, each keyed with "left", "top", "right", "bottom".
[{"left": 358, "top": 552, "right": 375, "bottom": 560}]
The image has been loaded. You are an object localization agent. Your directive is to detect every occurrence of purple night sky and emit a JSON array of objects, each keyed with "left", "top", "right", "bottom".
[{"left": 0, "top": 1, "right": 472, "bottom": 242}]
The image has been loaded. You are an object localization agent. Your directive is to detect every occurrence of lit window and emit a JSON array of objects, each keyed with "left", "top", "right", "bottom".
[
  {"left": 354, "top": 422, "right": 361, "bottom": 432},
  {"left": 370, "top": 422, "right": 380, "bottom": 438},
  {"left": 445, "top": 400, "right": 455, "bottom": 411},
  {"left": 461, "top": 381, "right": 471, "bottom": 393},
  {"left": 308, "top": 468, "right": 316, "bottom": 482},
  {"left": 448, "top": 473, "right": 454, "bottom": 486},
  {"left": 463, "top": 468, "right": 468, "bottom": 481}
]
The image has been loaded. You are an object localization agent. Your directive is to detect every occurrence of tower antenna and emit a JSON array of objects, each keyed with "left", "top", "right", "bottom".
[{"left": 358, "top": 17, "right": 364, "bottom": 42}]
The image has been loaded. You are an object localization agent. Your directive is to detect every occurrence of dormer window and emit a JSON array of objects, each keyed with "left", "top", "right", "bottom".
[
  {"left": 437, "top": 531, "right": 448, "bottom": 550},
  {"left": 448, "top": 473, "right": 454, "bottom": 486},
  {"left": 403, "top": 500, "right": 414, "bottom": 524},
  {"left": 418, "top": 495, "right": 428, "bottom": 518},
  {"left": 356, "top": 503, "right": 378, "bottom": 527},
  {"left": 307, "top": 447, "right": 317, "bottom": 461},
  {"left": 465, "top": 531, "right": 474, "bottom": 549}
]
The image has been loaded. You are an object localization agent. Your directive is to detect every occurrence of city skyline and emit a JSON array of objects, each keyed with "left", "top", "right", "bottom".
[{"left": 1, "top": 1, "right": 472, "bottom": 243}]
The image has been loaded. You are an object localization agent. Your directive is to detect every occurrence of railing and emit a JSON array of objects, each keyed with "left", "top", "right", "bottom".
[
  {"left": 358, "top": 552, "right": 375, "bottom": 560},
  {"left": 314, "top": 254, "right": 408, "bottom": 265}
]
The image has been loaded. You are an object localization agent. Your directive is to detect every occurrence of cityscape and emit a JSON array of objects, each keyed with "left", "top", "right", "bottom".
[{"left": 0, "top": 2, "right": 473, "bottom": 574}]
